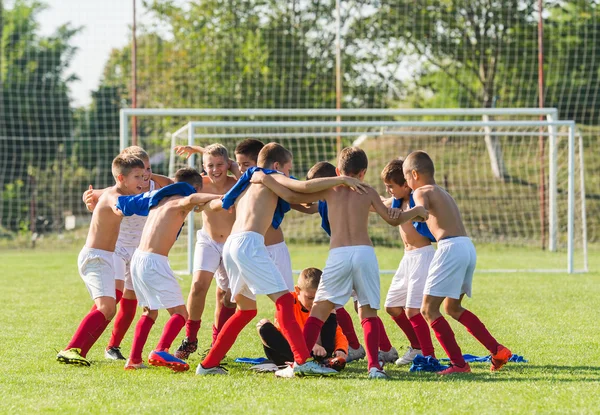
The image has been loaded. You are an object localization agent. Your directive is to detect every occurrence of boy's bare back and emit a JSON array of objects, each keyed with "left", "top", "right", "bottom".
[
  {"left": 230, "top": 183, "right": 279, "bottom": 236},
  {"left": 397, "top": 198, "right": 432, "bottom": 250},
  {"left": 324, "top": 186, "right": 374, "bottom": 248},
  {"left": 413, "top": 184, "right": 467, "bottom": 241},
  {"left": 201, "top": 176, "right": 237, "bottom": 243},
  {"left": 85, "top": 186, "right": 124, "bottom": 252}
]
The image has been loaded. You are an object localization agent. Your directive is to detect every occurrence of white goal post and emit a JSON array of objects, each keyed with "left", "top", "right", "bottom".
[{"left": 119, "top": 108, "right": 587, "bottom": 275}]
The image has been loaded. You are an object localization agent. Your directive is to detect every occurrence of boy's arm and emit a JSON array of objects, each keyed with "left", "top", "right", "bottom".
[
  {"left": 291, "top": 203, "right": 319, "bottom": 214},
  {"left": 370, "top": 189, "right": 427, "bottom": 226},
  {"left": 370, "top": 196, "right": 392, "bottom": 213},
  {"left": 228, "top": 160, "right": 242, "bottom": 179},
  {"left": 174, "top": 145, "right": 205, "bottom": 159},
  {"left": 151, "top": 174, "right": 174, "bottom": 189},
  {"left": 82, "top": 185, "right": 106, "bottom": 212},
  {"left": 411, "top": 188, "right": 430, "bottom": 211},
  {"left": 255, "top": 174, "right": 327, "bottom": 204},
  {"left": 178, "top": 193, "right": 222, "bottom": 209},
  {"left": 266, "top": 173, "right": 368, "bottom": 194}
]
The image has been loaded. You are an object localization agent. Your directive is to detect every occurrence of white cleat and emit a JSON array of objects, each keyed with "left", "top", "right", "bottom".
[
  {"left": 293, "top": 360, "right": 338, "bottom": 377},
  {"left": 378, "top": 346, "right": 399, "bottom": 364},
  {"left": 347, "top": 344, "right": 366, "bottom": 362},
  {"left": 195, "top": 364, "right": 228, "bottom": 375},
  {"left": 274, "top": 364, "right": 295, "bottom": 378},
  {"left": 368, "top": 367, "right": 391, "bottom": 380},
  {"left": 395, "top": 347, "right": 421, "bottom": 365},
  {"left": 124, "top": 359, "right": 147, "bottom": 370}
]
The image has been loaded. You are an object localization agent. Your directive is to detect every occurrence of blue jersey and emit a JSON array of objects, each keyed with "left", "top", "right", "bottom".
[
  {"left": 318, "top": 200, "right": 331, "bottom": 236},
  {"left": 222, "top": 166, "right": 291, "bottom": 230},
  {"left": 116, "top": 182, "right": 196, "bottom": 217},
  {"left": 392, "top": 195, "right": 436, "bottom": 242}
]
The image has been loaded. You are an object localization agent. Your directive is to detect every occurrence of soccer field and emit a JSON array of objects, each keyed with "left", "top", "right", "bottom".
[{"left": 1, "top": 245, "right": 599, "bottom": 414}]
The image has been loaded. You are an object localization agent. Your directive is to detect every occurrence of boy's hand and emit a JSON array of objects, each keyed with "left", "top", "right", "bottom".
[
  {"left": 413, "top": 206, "right": 429, "bottom": 222},
  {"left": 335, "top": 350, "right": 348, "bottom": 360},
  {"left": 228, "top": 160, "right": 242, "bottom": 178},
  {"left": 388, "top": 207, "right": 402, "bottom": 220},
  {"left": 249, "top": 170, "right": 267, "bottom": 184},
  {"left": 341, "top": 177, "right": 369, "bottom": 194},
  {"left": 312, "top": 344, "right": 327, "bottom": 358},
  {"left": 174, "top": 145, "right": 204, "bottom": 159},
  {"left": 83, "top": 185, "right": 97, "bottom": 212}
]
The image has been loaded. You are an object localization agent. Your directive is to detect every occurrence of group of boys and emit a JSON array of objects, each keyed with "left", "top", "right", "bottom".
[{"left": 56, "top": 137, "right": 512, "bottom": 379}]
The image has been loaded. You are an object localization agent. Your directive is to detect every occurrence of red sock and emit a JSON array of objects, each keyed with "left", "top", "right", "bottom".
[
  {"left": 335, "top": 307, "right": 360, "bottom": 349},
  {"left": 202, "top": 309, "right": 257, "bottom": 368},
  {"left": 107, "top": 297, "right": 137, "bottom": 348},
  {"left": 430, "top": 316, "right": 466, "bottom": 367},
  {"left": 185, "top": 319, "right": 201, "bottom": 342},
  {"left": 276, "top": 293, "right": 311, "bottom": 364},
  {"left": 303, "top": 316, "right": 325, "bottom": 352},
  {"left": 361, "top": 317, "right": 381, "bottom": 370},
  {"left": 458, "top": 310, "right": 500, "bottom": 354},
  {"left": 392, "top": 313, "right": 420, "bottom": 350},
  {"left": 213, "top": 306, "right": 236, "bottom": 344},
  {"left": 129, "top": 315, "right": 155, "bottom": 364},
  {"left": 156, "top": 314, "right": 186, "bottom": 351},
  {"left": 409, "top": 314, "right": 436, "bottom": 358},
  {"left": 377, "top": 317, "right": 393, "bottom": 352},
  {"left": 66, "top": 309, "right": 110, "bottom": 353}
]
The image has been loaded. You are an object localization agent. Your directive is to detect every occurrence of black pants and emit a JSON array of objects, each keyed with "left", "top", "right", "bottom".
[{"left": 258, "top": 313, "right": 338, "bottom": 366}]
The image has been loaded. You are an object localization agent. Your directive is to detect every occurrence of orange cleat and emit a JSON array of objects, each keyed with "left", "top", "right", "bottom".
[
  {"left": 438, "top": 363, "right": 471, "bottom": 375},
  {"left": 490, "top": 345, "right": 512, "bottom": 372}
]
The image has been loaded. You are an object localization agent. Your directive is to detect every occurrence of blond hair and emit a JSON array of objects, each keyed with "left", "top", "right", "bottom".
[
  {"left": 297, "top": 267, "right": 322, "bottom": 290},
  {"left": 203, "top": 143, "right": 229, "bottom": 160},
  {"left": 121, "top": 145, "right": 149, "bottom": 161},
  {"left": 112, "top": 154, "right": 145, "bottom": 179}
]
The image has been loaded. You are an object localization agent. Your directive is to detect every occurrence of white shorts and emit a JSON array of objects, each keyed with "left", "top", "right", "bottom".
[
  {"left": 131, "top": 250, "right": 185, "bottom": 310},
  {"left": 385, "top": 245, "right": 435, "bottom": 309},
  {"left": 223, "top": 231, "right": 289, "bottom": 302},
  {"left": 315, "top": 245, "right": 380, "bottom": 309},
  {"left": 424, "top": 237, "right": 476, "bottom": 300},
  {"left": 78, "top": 246, "right": 116, "bottom": 300},
  {"left": 114, "top": 245, "right": 136, "bottom": 290},
  {"left": 193, "top": 229, "right": 226, "bottom": 274},
  {"left": 266, "top": 241, "right": 294, "bottom": 292},
  {"left": 213, "top": 264, "right": 229, "bottom": 291}
]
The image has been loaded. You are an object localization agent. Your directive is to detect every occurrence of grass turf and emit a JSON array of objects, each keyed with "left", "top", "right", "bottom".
[{"left": 1, "top": 244, "right": 599, "bottom": 414}]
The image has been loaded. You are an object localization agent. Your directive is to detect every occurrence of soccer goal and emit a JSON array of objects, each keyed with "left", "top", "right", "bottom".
[{"left": 119, "top": 108, "right": 587, "bottom": 275}]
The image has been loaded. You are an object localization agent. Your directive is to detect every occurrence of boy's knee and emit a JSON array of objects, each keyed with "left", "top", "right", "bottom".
[
  {"left": 405, "top": 308, "right": 420, "bottom": 319},
  {"left": 98, "top": 303, "right": 116, "bottom": 320},
  {"left": 145, "top": 309, "right": 159, "bottom": 321},
  {"left": 443, "top": 303, "right": 464, "bottom": 320},
  {"left": 385, "top": 306, "right": 402, "bottom": 317},
  {"left": 191, "top": 279, "right": 211, "bottom": 295},
  {"left": 256, "top": 319, "right": 272, "bottom": 333}
]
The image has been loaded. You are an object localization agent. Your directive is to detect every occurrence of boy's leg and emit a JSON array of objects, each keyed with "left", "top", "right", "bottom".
[
  {"left": 269, "top": 291, "right": 312, "bottom": 365},
  {"left": 406, "top": 307, "right": 436, "bottom": 358},
  {"left": 320, "top": 313, "right": 338, "bottom": 358},
  {"left": 213, "top": 287, "right": 236, "bottom": 345},
  {"left": 422, "top": 295, "right": 466, "bottom": 368},
  {"left": 70, "top": 296, "right": 116, "bottom": 357},
  {"left": 148, "top": 305, "right": 189, "bottom": 371},
  {"left": 200, "top": 294, "right": 257, "bottom": 370},
  {"left": 387, "top": 306, "right": 420, "bottom": 350},
  {"left": 303, "top": 300, "right": 334, "bottom": 352},
  {"left": 107, "top": 288, "right": 137, "bottom": 356},
  {"left": 358, "top": 306, "right": 381, "bottom": 370},
  {"left": 126, "top": 309, "right": 157, "bottom": 367},
  {"left": 257, "top": 319, "right": 294, "bottom": 366},
  {"left": 335, "top": 307, "right": 361, "bottom": 349},
  {"left": 185, "top": 270, "right": 214, "bottom": 342}
]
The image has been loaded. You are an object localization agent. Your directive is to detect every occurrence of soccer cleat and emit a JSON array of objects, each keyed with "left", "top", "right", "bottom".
[
  {"left": 409, "top": 355, "right": 449, "bottom": 373},
  {"left": 438, "top": 363, "right": 471, "bottom": 375},
  {"left": 323, "top": 356, "right": 346, "bottom": 372},
  {"left": 174, "top": 337, "right": 198, "bottom": 360},
  {"left": 56, "top": 348, "right": 91, "bottom": 367},
  {"left": 274, "top": 364, "right": 295, "bottom": 378},
  {"left": 294, "top": 360, "right": 339, "bottom": 377},
  {"left": 490, "top": 345, "right": 512, "bottom": 372},
  {"left": 148, "top": 350, "right": 190, "bottom": 372},
  {"left": 124, "top": 359, "right": 147, "bottom": 370},
  {"left": 347, "top": 344, "right": 366, "bottom": 362},
  {"left": 250, "top": 361, "right": 280, "bottom": 373},
  {"left": 378, "top": 346, "right": 399, "bottom": 364},
  {"left": 368, "top": 367, "right": 391, "bottom": 380},
  {"left": 105, "top": 346, "right": 126, "bottom": 361},
  {"left": 395, "top": 347, "right": 421, "bottom": 365},
  {"left": 196, "top": 364, "right": 228, "bottom": 375}
]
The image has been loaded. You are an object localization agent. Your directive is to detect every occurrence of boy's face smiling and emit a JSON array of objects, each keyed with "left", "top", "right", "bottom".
[
  {"left": 384, "top": 179, "right": 411, "bottom": 200},
  {"left": 203, "top": 154, "right": 228, "bottom": 184}
]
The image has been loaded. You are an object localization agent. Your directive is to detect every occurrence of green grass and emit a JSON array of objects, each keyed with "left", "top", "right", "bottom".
[{"left": 1, "top": 245, "right": 600, "bottom": 414}]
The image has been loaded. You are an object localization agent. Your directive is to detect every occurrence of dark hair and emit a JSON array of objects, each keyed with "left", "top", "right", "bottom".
[
  {"left": 381, "top": 159, "right": 406, "bottom": 185},
  {"left": 403, "top": 151, "right": 435, "bottom": 177},
  {"left": 306, "top": 161, "right": 337, "bottom": 180},
  {"left": 298, "top": 267, "right": 322, "bottom": 290},
  {"left": 338, "top": 147, "right": 368, "bottom": 176},
  {"left": 174, "top": 167, "right": 203, "bottom": 189},
  {"left": 257, "top": 143, "right": 292, "bottom": 169},
  {"left": 112, "top": 154, "right": 145, "bottom": 178},
  {"left": 234, "top": 139, "right": 265, "bottom": 162}
]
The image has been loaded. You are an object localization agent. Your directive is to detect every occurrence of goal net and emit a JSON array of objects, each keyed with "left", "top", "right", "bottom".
[{"left": 118, "top": 109, "right": 586, "bottom": 275}]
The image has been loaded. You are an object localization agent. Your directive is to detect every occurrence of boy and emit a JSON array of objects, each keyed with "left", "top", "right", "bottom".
[
  {"left": 173, "top": 144, "right": 238, "bottom": 360},
  {"left": 197, "top": 143, "right": 365, "bottom": 376},
  {"left": 305, "top": 162, "right": 397, "bottom": 365},
  {"left": 119, "top": 168, "right": 221, "bottom": 371},
  {"left": 83, "top": 146, "right": 168, "bottom": 361},
  {"left": 403, "top": 151, "right": 511, "bottom": 375},
  {"left": 256, "top": 267, "right": 348, "bottom": 370},
  {"left": 56, "top": 154, "right": 146, "bottom": 366},
  {"left": 380, "top": 159, "right": 440, "bottom": 369},
  {"left": 279, "top": 147, "right": 427, "bottom": 379}
]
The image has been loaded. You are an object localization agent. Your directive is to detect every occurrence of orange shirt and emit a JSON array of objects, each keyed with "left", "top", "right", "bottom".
[{"left": 275, "top": 292, "right": 348, "bottom": 354}]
